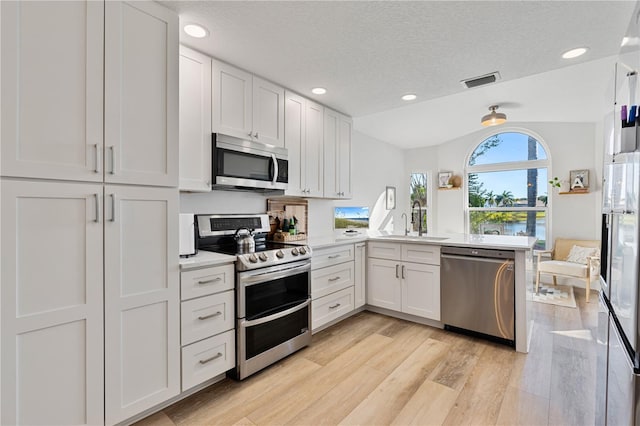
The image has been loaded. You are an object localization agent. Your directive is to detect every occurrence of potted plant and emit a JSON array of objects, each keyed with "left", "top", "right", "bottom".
[{"left": 549, "top": 177, "right": 569, "bottom": 192}]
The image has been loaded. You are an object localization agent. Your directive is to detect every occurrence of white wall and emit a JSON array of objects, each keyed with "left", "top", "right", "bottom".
[
  {"left": 405, "top": 122, "right": 600, "bottom": 242},
  {"left": 307, "top": 130, "right": 406, "bottom": 237}
]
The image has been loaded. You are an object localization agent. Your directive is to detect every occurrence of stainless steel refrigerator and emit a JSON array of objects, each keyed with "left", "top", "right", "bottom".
[{"left": 597, "top": 3, "right": 640, "bottom": 422}]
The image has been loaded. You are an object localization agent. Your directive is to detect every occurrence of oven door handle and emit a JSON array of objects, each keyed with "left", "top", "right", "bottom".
[
  {"left": 241, "top": 262, "right": 311, "bottom": 286},
  {"left": 241, "top": 299, "right": 310, "bottom": 328}
]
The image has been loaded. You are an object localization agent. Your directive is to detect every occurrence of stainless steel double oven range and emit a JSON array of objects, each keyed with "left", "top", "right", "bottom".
[{"left": 196, "top": 214, "right": 312, "bottom": 380}]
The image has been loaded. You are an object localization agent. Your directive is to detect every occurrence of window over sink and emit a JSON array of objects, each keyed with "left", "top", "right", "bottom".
[{"left": 466, "top": 131, "right": 549, "bottom": 250}]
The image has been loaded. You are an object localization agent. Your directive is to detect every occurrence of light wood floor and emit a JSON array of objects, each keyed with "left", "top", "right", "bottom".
[{"left": 137, "top": 288, "right": 598, "bottom": 426}]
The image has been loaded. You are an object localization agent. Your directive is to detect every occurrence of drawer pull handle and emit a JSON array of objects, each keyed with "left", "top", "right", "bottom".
[
  {"left": 198, "top": 277, "right": 222, "bottom": 285},
  {"left": 329, "top": 303, "right": 341, "bottom": 309},
  {"left": 199, "top": 352, "right": 223, "bottom": 364},
  {"left": 198, "top": 311, "right": 222, "bottom": 321},
  {"left": 328, "top": 276, "right": 341, "bottom": 282},
  {"left": 328, "top": 254, "right": 340, "bottom": 259}
]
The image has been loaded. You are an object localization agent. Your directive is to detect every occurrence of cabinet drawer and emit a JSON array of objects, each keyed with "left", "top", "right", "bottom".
[
  {"left": 312, "top": 244, "right": 354, "bottom": 270},
  {"left": 181, "top": 263, "right": 234, "bottom": 301},
  {"left": 312, "top": 262, "right": 354, "bottom": 299},
  {"left": 402, "top": 244, "right": 440, "bottom": 265},
  {"left": 368, "top": 241, "right": 402, "bottom": 261},
  {"left": 312, "top": 286, "right": 354, "bottom": 331},
  {"left": 181, "top": 291, "right": 234, "bottom": 346},
  {"left": 181, "top": 330, "right": 235, "bottom": 391}
]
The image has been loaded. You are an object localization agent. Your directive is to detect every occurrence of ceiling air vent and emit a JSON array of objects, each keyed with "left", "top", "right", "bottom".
[{"left": 461, "top": 72, "right": 501, "bottom": 89}]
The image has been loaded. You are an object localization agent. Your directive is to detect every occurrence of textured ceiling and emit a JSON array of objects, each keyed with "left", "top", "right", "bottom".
[{"left": 160, "top": 1, "right": 638, "bottom": 148}]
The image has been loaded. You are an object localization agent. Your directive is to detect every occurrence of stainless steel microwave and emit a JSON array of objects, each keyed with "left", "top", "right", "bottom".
[{"left": 212, "top": 133, "right": 288, "bottom": 192}]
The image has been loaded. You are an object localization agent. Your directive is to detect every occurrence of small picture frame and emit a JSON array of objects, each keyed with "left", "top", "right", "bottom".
[
  {"left": 569, "top": 169, "right": 589, "bottom": 190},
  {"left": 385, "top": 186, "right": 396, "bottom": 210},
  {"left": 438, "top": 171, "right": 453, "bottom": 188}
]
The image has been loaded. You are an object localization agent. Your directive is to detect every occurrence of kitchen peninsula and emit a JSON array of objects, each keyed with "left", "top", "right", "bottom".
[{"left": 306, "top": 232, "right": 536, "bottom": 353}]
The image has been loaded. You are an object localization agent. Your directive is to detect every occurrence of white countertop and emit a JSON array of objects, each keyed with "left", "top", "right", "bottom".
[
  {"left": 179, "top": 251, "right": 236, "bottom": 270},
  {"left": 179, "top": 232, "right": 536, "bottom": 268},
  {"left": 305, "top": 231, "right": 536, "bottom": 251}
]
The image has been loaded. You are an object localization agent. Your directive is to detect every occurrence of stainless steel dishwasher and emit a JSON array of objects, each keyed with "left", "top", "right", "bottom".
[{"left": 440, "top": 246, "right": 515, "bottom": 346}]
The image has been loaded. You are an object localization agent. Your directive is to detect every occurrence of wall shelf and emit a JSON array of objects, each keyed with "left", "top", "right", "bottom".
[
  {"left": 558, "top": 190, "right": 590, "bottom": 195},
  {"left": 438, "top": 187, "right": 461, "bottom": 191}
]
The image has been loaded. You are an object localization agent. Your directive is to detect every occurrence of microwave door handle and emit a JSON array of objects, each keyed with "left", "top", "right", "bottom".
[{"left": 271, "top": 154, "right": 278, "bottom": 185}]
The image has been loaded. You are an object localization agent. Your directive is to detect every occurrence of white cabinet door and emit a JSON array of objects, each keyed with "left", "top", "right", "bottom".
[
  {"left": 253, "top": 76, "right": 285, "bottom": 147},
  {"left": 1, "top": 1, "right": 104, "bottom": 182},
  {"left": 354, "top": 243, "right": 366, "bottom": 308},
  {"left": 1, "top": 179, "right": 104, "bottom": 425},
  {"left": 323, "top": 108, "right": 352, "bottom": 199},
  {"left": 337, "top": 114, "right": 352, "bottom": 198},
  {"left": 212, "top": 59, "right": 253, "bottom": 140},
  {"left": 179, "top": 46, "right": 212, "bottom": 192},
  {"left": 367, "top": 258, "right": 401, "bottom": 311},
  {"left": 284, "top": 92, "right": 323, "bottom": 197},
  {"left": 284, "top": 91, "right": 305, "bottom": 197},
  {"left": 305, "top": 100, "right": 324, "bottom": 197},
  {"left": 104, "top": 185, "right": 180, "bottom": 425},
  {"left": 323, "top": 108, "right": 339, "bottom": 198},
  {"left": 401, "top": 262, "right": 441, "bottom": 320},
  {"left": 105, "top": 1, "right": 178, "bottom": 187}
]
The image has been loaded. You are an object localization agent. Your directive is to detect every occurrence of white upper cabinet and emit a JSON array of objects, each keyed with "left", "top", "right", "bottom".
[
  {"left": 1, "top": 179, "right": 104, "bottom": 426},
  {"left": 284, "top": 91, "right": 323, "bottom": 197},
  {"left": 104, "top": 185, "right": 180, "bottom": 425},
  {"left": 253, "top": 76, "right": 285, "bottom": 146},
  {"left": 1, "top": 1, "right": 178, "bottom": 188},
  {"left": 212, "top": 59, "right": 285, "bottom": 147},
  {"left": 105, "top": 1, "right": 178, "bottom": 187},
  {"left": 179, "top": 46, "right": 212, "bottom": 192},
  {"left": 323, "top": 108, "right": 352, "bottom": 199},
  {"left": 1, "top": 1, "right": 104, "bottom": 182},
  {"left": 212, "top": 60, "right": 253, "bottom": 141}
]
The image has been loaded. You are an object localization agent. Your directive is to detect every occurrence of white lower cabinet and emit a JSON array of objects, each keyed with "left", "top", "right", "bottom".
[
  {"left": 367, "top": 242, "right": 440, "bottom": 321},
  {"left": 312, "top": 287, "right": 354, "bottom": 330},
  {"left": 0, "top": 180, "right": 180, "bottom": 426},
  {"left": 311, "top": 244, "right": 356, "bottom": 331},
  {"left": 179, "top": 263, "right": 236, "bottom": 392},
  {"left": 354, "top": 242, "right": 366, "bottom": 308},
  {"left": 0, "top": 179, "right": 105, "bottom": 425},
  {"left": 181, "top": 329, "right": 235, "bottom": 391},
  {"left": 104, "top": 185, "right": 180, "bottom": 425}
]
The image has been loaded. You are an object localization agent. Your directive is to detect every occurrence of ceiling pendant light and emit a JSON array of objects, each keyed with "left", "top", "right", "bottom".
[{"left": 481, "top": 105, "right": 507, "bottom": 127}]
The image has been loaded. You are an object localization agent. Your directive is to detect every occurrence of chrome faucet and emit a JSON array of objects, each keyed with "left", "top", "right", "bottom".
[
  {"left": 411, "top": 200, "right": 424, "bottom": 236},
  {"left": 401, "top": 213, "right": 409, "bottom": 235}
]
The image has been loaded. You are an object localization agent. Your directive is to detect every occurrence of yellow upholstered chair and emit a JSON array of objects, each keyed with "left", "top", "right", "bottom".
[{"left": 535, "top": 238, "right": 600, "bottom": 302}]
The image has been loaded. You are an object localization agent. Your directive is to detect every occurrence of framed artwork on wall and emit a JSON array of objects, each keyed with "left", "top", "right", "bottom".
[
  {"left": 386, "top": 186, "right": 396, "bottom": 210},
  {"left": 438, "top": 171, "right": 453, "bottom": 188},
  {"left": 570, "top": 169, "right": 589, "bottom": 190}
]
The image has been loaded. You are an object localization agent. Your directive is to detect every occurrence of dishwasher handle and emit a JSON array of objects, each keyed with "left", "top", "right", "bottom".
[{"left": 441, "top": 253, "right": 515, "bottom": 265}]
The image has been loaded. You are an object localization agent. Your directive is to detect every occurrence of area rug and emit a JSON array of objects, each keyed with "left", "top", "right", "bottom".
[{"left": 527, "top": 283, "right": 577, "bottom": 308}]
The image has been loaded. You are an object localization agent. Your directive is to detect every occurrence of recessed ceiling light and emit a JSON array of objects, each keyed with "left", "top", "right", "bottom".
[
  {"left": 184, "top": 24, "right": 209, "bottom": 39},
  {"left": 561, "top": 47, "right": 588, "bottom": 59},
  {"left": 401, "top": 94, "right": 417, "bottom": 101},
  {"left": 311, "top": 87, "right": 327, "bottom": 95}
]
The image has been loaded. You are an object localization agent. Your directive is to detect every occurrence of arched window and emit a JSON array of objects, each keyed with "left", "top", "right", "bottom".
[{"left": 466, "top": 131, "right": 549, "bottom": 249}]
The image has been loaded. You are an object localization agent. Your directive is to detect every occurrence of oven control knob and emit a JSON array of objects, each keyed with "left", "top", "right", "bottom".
[
  {"left": 248, "top": 254, "right": 258, "bottom": 263},
  {"left": 291, "top": 248, "right": 299, "bottom": 256},
  {"left": 299, "top": 247, "right": 307, "bottom": 255},
  {"left": 276, "top": 250, "right": 285, "bottom": 259},
  {"left": 258, "top": 253, "right": 268, "bottom": 262}
]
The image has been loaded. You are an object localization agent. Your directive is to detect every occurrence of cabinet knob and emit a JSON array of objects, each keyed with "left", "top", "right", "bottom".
[{"left": 254, "top": 132, "right": 259, "bottom": 139}]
